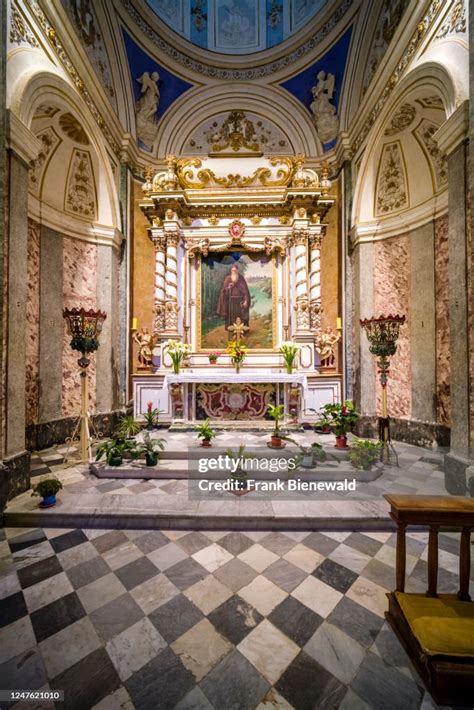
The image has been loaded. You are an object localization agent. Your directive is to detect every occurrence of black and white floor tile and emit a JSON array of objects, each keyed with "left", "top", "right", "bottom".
[{"left": 0, "top": 525, "right": 471, "bottom": 709}]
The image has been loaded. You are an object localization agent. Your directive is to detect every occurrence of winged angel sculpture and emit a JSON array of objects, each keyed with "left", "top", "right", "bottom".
[
  {"left": 310, "top": 71, "right": 339, "bottom": 145},
  {"left": 135, "top": 71, "right": 160, "bottom": 151}
]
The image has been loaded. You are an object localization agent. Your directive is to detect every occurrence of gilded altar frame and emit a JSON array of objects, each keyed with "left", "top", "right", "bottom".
[{"left": 195, "top": 248, "right": 278, "bottom": 352}]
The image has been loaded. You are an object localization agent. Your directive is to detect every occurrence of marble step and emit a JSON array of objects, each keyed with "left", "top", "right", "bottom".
[{"left": 3, "top": 491, "right": 395, "bottom": 532}]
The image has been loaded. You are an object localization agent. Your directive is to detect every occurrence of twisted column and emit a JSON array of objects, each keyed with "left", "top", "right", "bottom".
[
  {"left": 293, "top": 229, "right": 310, "bottom": 333},
  {"left": 309, "top": 232, "right": 323, "bottom": 331},
  {"left": 152, "top": 235, "right": 166, "bottom": 332},
  {"left": 164, "top": 232, "right": 180, "bottom": 334}
]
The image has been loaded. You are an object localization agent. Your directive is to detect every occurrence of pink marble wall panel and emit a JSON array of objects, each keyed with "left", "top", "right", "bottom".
[
  {"left": 434, "top": 215, "right": 450, "bottom": 426},
  {"left": 374, "top": 235, "right": 411, "bottom": 418},
  {"left": 62, "top": 237, "right": 97, "bottom": 417},
  {"left": 25, "top": 219, "right": 40, "bottom": 425}
]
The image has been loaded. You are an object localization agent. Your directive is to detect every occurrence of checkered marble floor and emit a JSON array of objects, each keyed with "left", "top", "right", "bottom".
[{"left": 1, "top": 525, "right": 471, "bottom": 709}]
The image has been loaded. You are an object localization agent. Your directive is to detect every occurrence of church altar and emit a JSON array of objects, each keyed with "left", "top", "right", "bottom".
[
  {"left": 131, "top": 148, "right": 343, "bottom": 423},
  {"left": 163, "top": 370, "right": 306, "bottom": 421}
]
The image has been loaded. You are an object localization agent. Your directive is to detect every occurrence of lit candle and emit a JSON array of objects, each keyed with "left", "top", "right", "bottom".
[
  {"left": 336, "top": 317, "right": 342, "bottom": 330},
  {"left": 132, "top": 317, "right": 138, "bottom": 330}
]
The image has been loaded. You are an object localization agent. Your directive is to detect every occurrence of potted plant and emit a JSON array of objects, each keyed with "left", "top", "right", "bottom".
[
  {"left": 283, "top": 437, "right": 326, "bottom": 468},
  {"left": 196, "top": 420, "right": 216, "bottom": 447},
  {"left": 116, "top": 414, "right": 142, "bottom": 439},
  {"left": 137, "top": 432, "right": 166, "bottom": 466},
  {"left": 268, "top": 404, "right": 285, "bottom": 447},
  {"left": 95, "top": 438, "right": 136, "bottom": 467},
  {"left": 226, "top": 445, "right": 251, "bottom": 490},
  {"left": 143, "top": 402, "right": 163, "bottom": 430},
  {"left": 279, "top": 342, "right": 300, "bottom": 374},
  {"left": 226, "top": 340, "right": 248, "bottom": 373},
  {"left": 348, "top": 438, "right": 383, "bottom": 470},
  {"left": 318, "top": 400, "right": 359, "bottom": 449},
  {"left": 31, "top": 477, "right": 63, "bottom": 508},
  {"left": 167, "top": 340, "right": 191, "bottom": 374},
  {"left": 208, "top": 351, "right": 221, "bottom": 365}
]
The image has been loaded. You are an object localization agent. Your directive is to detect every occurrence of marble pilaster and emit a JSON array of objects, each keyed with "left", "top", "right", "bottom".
[
  {"left": 352, "top": 240, "right": 376, "bottom": 416},
  {"left": 96, "top": 244, "right": 119, "bottom": 412},
  {"left": 435, "top": 104, "right": 470, "bottom": 454},
  {"left": 39, "top": 226, "right": 63, "bottom": 423},
  {"left": 409, "top": 222, "right": 436, "bottom": 423}
]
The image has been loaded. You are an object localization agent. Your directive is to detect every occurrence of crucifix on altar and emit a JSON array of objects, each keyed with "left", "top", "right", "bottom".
[{"left": 228, "top": 317, "right": 249, "bottom": 344}]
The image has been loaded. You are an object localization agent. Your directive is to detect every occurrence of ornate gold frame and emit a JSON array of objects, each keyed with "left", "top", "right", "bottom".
[{"left": 196, "top": 248, "right": 278, "bottom": 352}]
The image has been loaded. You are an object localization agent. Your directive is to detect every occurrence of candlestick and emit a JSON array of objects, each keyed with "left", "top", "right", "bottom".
[
  {"left": 132, "top": 317, "right": 138, "bottom": 330},
  {"left": 336, "top": 317, "right": 342, "bottom": 330}
]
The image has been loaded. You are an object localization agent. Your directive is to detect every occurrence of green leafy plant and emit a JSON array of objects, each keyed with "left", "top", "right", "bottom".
[
  {"left": 282, "top": 437, "right": 327, "bottom": 466},
  {"left": 196, "top": 421, "right": 216, "bottom": 442},
  {"left": 225, "top": 445, "right": 250, "bottom": 479},
  {"left": 116, "top": 414, "right": 142, "bottom": 438},
  {"left": 267, "top": 404, "right": 285, "bottom": 437},
  {"left": 31, "top": 477, "right": 63, "bottom": 498},
  {"left": 317, "top": 400, "right": 359, "bottom": 436},
  {"left": 95, "top": 438, "right": 136, "bottom": 465},
  {"left": 348, "top": 438, "right": 383, "bottom": 470},
  {"left": 143, "top": 402, "right": 163, "bottom": 429},
  {"left": 137, "top": 432, "right": 166, "bottom": 456}
]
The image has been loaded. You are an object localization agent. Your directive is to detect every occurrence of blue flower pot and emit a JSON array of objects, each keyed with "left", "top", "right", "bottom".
[{"left": 41, "top": 494, "right": 56, "bottom": 508}]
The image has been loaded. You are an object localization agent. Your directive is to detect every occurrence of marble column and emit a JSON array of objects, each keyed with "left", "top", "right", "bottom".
[
  {"left": 292, "top": 228, "right": 311, "bottom": 334},
  {"left": 309, "top": 232, "right": 323, "bottom": 331},
  {"left": 435, "top": 103, "right": 470, "bottom": 456},
  {"left": 352, "top": 238, "right": 376, "bottom": 416},
  {"left": 39, "top": 226, "right": 63, "bottom": 422},
  {"left": 163, "top": 231, "right": 180, "bottom": 336},
  {"left": 151, "top": 234, "right": 166, "bottom": 333},
  {"left": 2, "top": 113, "right": 40, "bottom": 502}
]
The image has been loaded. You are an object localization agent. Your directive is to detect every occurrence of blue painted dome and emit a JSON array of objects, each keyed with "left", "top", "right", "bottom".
[{"left": 146, "top": 0, "right": 329, "bottom": 55}]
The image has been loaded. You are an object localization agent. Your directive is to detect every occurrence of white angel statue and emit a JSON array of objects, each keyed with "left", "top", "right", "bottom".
[{"left": 135, "top": 71, "right": 160, "bottom": 150}]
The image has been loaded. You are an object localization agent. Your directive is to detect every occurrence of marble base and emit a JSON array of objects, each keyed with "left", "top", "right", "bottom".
[
  {"left": 0, "top": 450, "right": 31, "bottom": 512},
  {"left": 26, "top": 410, "right": 125, "bottom": 451},
  {"left": 444, "top": 452, "right": 474, "bottom": 497},
  {"left": 356, "top": 417, "right": 450, "bottom": 449}
]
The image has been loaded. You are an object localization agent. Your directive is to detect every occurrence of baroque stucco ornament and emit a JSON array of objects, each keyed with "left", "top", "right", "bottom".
[{"left": 135, "top": 71, "right": 160, "bottom": 151}]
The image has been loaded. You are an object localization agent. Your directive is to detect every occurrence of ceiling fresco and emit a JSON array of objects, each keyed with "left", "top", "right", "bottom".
[{"left": 145, "top": 0, "right": 330, "bottom": 54}]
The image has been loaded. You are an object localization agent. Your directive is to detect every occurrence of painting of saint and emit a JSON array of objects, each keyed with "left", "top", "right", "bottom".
[{"left": 200, "top": 251, "right": 274, "bottom": 350}]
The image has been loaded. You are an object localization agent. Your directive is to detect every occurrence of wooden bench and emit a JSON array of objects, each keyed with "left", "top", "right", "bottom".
[{"left": 384, "top": 494, "right": 474, "bottom": 706}]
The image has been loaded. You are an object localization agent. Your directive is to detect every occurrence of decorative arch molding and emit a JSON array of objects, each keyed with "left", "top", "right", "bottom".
[
  {"left": 351, "top": 60, "right": 456, "bottom": 233},
  {"left": 8, "top": 66, "right": 121, "bottom": 246},
  {"left": 157, "top": 84, "right": 322, "bottom": 158}
]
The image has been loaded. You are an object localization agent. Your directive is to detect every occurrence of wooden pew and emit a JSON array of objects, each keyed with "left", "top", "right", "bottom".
[{"left": 384, "top": 495, "right": 474, "bottom": 706}]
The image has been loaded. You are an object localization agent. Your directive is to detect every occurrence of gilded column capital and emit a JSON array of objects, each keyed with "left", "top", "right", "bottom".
[
  {"left": 152, "top": 235, "right": 167, "bottom": 252},
  {"left": 309, "top": 233, "right": 323, "bottom": 249},
  {"left": 292, "top": 228, "right": 310, "bottom": 246},
  {"left": 166, "top": 233, "right": 180, "bottom": 248}
]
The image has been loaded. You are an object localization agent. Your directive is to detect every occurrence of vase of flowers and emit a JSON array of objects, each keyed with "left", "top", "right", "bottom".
[
  {"left": 227, "top": 341, "right": 248, "bottom": 373},
  {"left": 167, "top": 340, "right": 191, "bottom": 374},
  {"left": 208, "top": 352, "right": 221, "bottom": 365},
  {"left": 318, "top": 400, "right": 359, "bottom": 449},
  {"left": 279, "top": 342, "right": 300, "bottom": 374}
]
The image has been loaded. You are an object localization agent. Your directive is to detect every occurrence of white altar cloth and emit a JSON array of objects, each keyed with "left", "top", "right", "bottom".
[{"left": 163, "top": 370, "right": 307, "bottom": 392}]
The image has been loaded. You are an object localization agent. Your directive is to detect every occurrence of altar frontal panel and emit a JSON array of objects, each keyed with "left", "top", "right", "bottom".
[{"left": 197, "top": 250, "right": 276, "bottom": 350}]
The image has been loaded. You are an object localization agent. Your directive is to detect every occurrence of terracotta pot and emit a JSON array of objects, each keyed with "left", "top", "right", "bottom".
[
  {"left": 201, "top": 439, "right": 212, "bottom": 447},
  {"left": 209, "top": 360, "right": 217, "bottom": 365},
  {"left": 335, "top": 435, "right": 348, "bottom": 449},
  {"left": 271, "top": 436, "right": 282, "bottom": 447}
]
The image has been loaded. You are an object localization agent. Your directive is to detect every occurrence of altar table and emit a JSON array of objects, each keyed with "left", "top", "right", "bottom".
[{"left": 163, "top": 370, "right": 307, "bottom": 421}]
